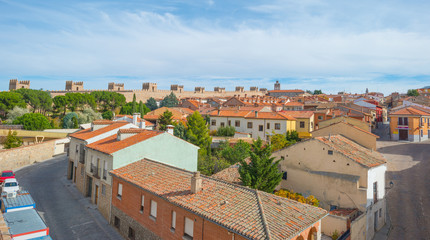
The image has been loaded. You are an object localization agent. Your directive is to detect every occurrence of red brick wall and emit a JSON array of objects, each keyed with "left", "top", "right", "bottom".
[{"left": 112, "top": 177, "right": 249, "bottom": 240}]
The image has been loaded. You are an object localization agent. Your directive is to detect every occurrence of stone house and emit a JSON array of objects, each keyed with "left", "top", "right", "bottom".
[
  {"left": 110, "top": 159, "right": 328, "bottom": 240},
  {"left": 281, "top": 111, "right": 315, "bottom": 138},
  {"left": 272, "top": 135, "right": 387, "bottom": 239}
]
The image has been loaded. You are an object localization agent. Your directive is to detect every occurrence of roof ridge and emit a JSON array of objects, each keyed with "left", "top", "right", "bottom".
[{"left": 255, "top": 190, "right": 271, "bottom": 240}]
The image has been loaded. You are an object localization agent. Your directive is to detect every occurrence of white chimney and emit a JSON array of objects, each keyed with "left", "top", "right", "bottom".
[
  {"left": 139, "top": 120, "right": 146, "bottom": 129},
  {"left": 191, "top": 171, "right": 202, "bottom": 194},
  {"left": 166, "top": 125, "right": 174, "bottom": 135},
  {"left": 132, "top": 113, "right": 139, "bottom": 126}
]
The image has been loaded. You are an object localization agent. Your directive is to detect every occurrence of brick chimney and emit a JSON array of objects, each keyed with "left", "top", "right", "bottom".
[{"left": 191, "top": 171, "right": 202, "bottom": 194}]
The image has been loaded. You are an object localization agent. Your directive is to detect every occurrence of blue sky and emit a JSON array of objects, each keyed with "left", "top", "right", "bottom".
[{"left": 1, "top": 0, "right": 430, "bottom": 94}]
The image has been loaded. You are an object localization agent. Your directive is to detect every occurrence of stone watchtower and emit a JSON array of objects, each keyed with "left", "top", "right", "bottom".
[
  {"left": 235, "top": 86, "right": 244, "bottom": 92},
  {"left": 142, "top": 83, "right": 157, "bottom": 92},
  {"left": 214, "top": 87, "right": 225, "bottom": 93},
  {"left": 65, "top": 81, "right": 84, "bottom": 91},
  {"left": 171, "top": 85, "right": 184, "bottom": 93},
  {"left": 274, "top": 80, "right": 281, "bottom": 90},
  {"left": 250, "top": 86, "right": 259, "bottom": 91},
  {"left": 195, "top": 87, "right": 205, "bottom": 93},
  {"left": 9, "top": 79, "right": 30, "bottom": 90},
  {"left": 108, "top": 82, "right": 124, "bottom": 91}
]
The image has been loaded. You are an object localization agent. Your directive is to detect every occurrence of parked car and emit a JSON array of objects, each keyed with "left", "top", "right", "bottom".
[
  {"left": 0, "top": 170, "right": 15, "bottom": 183},
  {"left": 1, "top": 178, "right": 19, "bottom": 194}
]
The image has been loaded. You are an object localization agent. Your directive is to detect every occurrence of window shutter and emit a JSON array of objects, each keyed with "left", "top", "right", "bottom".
[
  {"left": 118, "top": 183, "right": 123, "bottom": 196},
  {"left": 151, "top": 200, "right": 157, "bottom": 217},
  {"left": 172, "top": 211, "right": 176, "bottom": 229},
  {"left": 184, "top": 217, "right": 194, "bottom": 237}
]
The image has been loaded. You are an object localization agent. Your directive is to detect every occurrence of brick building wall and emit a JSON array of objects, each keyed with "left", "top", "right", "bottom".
[
  {"left": 111, "top": 177, "right": 248, "bottom": 240},
  {"left": 0, "top": 140, "right": 56, "bottom": 172}
]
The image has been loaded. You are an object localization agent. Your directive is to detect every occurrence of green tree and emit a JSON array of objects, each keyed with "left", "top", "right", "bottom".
[
  {"left": 102, "top": 110, "right": 113, "bottom": 120},
  {"left": 63, "top": 112, "right": 79, "bottom": 129},
  {"left": 158, "top": 110, "right": 173, "bottom": 131},
  {"left": 313, "top": 90, "right": 323, "bottom": 95},
  {"left": 6, "top": 106, "right": 30, "bottom": 124},
  {"left": 53, "top": 95, "right": 68, "bottom": 115},
  {"left": 3, "top": 130, "right": 22, "bottom": 149},
  {"left": 15, "top": 89, "right": 52, "bottom": 114},
  {"left": 173, "top": 122, "right": 187, "bottom": 140},
  {"left": 238, "top": 138, "right": 282, "bottom": 193},
  {"left": 0, "top": 92, "right": 27, "bottom": 117},
  {"left": 76, "top": 108, "right": 102, "bottom": 124},
  {"left": 197, "top": 153, "right": 230, "bottom": 176},
  {"left": 145, "top": 97, "right": 158, "bottom": 111},
  {"left": 270, "top": 133, "right": 288, "bottom": 152},
  {"left": 219, "top": 140, "right": 250, "bottom": 164},
  {"left": 72, "top": 116, "right": 79, "bottom": 128},
  {"left": 215, "top": 126, "right": 236, "bottom": 136},
  {"left": 91, "top": 91, "right": 126, "bottom": 111},
  {"left": 286, "top": 130, "right": 300, "bottom": 144},
  {"left": 160, "top": 92, "right": 179, "bottom": 107},
  {"left": 132, "top": 94, "right": 137, "bottom": 113},
  {"left": 139, "top": 101, "right": 150, "bottom": 117},
  {"left": 186, "top": 111, "right": 212, "bottom": 156},
  {"left": 407, "top": 89, "right": 419, "bottom": 96},
  {"left": 13, "top": 113, "right": 51, "bottom": 130}
]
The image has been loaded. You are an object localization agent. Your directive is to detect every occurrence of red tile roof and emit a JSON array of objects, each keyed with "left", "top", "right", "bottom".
[
  {"left": 86, "top": 130, "right": 164, "bottom": 154},
  {"left": 115, "top": 115, "right": 155, "bottom": 126},
  {"left": 315, "top": 135, "right": 386, "bottom": 168},
  {"left": 281, "top": 111, "right": 314, "bottom": 119},
  {"left": 390, "top": 107, "right": 430, "bottom": 116},
  {"left": 284, "top": 102, "right": 304, "bottom": 106},
  {"left": 315, "top": 121, "right": 379, "bottom": 138},
  {"left": 69, "top": 122, "right": 130, "bottom": 141},
  {"left": 210, "top": 110, "right": 296, "bottom": 120},
  {"left": 209, "top": 110, "right": 253, "bottom": 117},
  {"left": 111, "top": 159, "right": 327, "bottom": 240}
]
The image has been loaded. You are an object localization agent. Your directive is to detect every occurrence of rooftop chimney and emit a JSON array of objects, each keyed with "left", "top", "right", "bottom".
[
  {"left": 166, "top": 125, "right": 174, "bottom": 135},
  {"left": 255, "top": 110, "right": 258, "bottom": 118},
  {"left": 133, "top": 113, "right": 139, "bottom": 126},
  {"left": 139, "top": 120, "right": 146, "bottom": 129},
  {"left": 191, "top": 171, "right": 202, "bottom": 194}
]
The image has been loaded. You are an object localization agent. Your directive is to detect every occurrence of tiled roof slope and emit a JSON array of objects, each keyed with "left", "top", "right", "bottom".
[
  {"left": 86, "top": 130, "right": 163, "bottom": 154},
  {"left": 315, "top": 121, "right": 379, "bottom": 138},
  {"left": 210, "top": 110, "right": 296, "bottom": 120},
  {"left": 111, "top": 159, "right": 327, "bottom": 240},
  {"left": 281, "top": 111, "right": 314, "bottom": 118},
  {"left": 115, "top": 115, "right": 155, "bottom": 126},
  {"left": 212, "top": 163, "right": 242, "bottom": 185},
  {"left": 315, "top": 135, "right": 386, "bottom": 168},
  {"left": 69, "top": 122, "right": 129, "bottom": 141},
  {"left": 390, "top": 107, "right": 430, "bottom": 116}
]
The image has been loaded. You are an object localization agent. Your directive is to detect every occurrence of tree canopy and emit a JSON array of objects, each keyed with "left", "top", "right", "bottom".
[
  {"left": 238, "top": 138, "right": 282, "bottom": 193},
  {"left": 215, "top": 126, "right": 236, "bottom": 137},
  {"left": 3, "top": 130, "right": 22, "bottom": 149},
  {"left": 15, "top": 89, "right": 52, "bottom": 114},
  {"left": 186, "top": 111, "right": 212, "bottom": 156},
  {"left": 158, "top": 110, "right": 173, "bottom": 131},
  {"left": 91, "top": 91, "right": 126, "bottom": 111},
  {"left": 219, "top": 140, "right": 250, "bottom": 164},
  {"left": 63, "top": 112, "right": 79, "bottom": 129},
  {"left": 407, "top": 89, "right": 419, "bottom": 96},
  {"left": 145, "top": 97, "right": 158, "bottom": 111},
  {"left": 13, "top": 113, "right": 51, "bottom": 130},
  {"left": 160, "top": 92, "right": 179, "bottom": 108},
  {"left": 0, "top": 92, "right": 27, "bottom": 117}
]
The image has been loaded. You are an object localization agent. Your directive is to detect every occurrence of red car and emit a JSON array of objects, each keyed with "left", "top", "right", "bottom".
[{"left": 0, "top": 170, "right": 15, "bottom": 183}]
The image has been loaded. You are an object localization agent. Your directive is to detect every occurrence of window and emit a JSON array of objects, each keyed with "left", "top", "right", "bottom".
[
  {"left": 373, "top": 182, "right": 378, "bottom": 203},
  {"left": 300, "top": 121, "right": 305, "bottom": 128},
  {"left": 117, "top": 183, "right": 123, "bottom": 199},
  {"left": 140, "top": 195, "right": 145, "bottom": 213},
  {"left": 103, "top": 161, "right": 107, "bottom": 180},
  {"left": 114, "top": 216, "right": 120, "bottom": 228},
  {"left": 328, "top": 150, "right": 333, "bottom": 155},
  {"left": 220, "top": 122, "right": 225, "bottom": 127},
  {"left": 101, "top": 184, "right": 106, "bottom": 195},
  {"left": 228, "top": 120, "right": 231, "bottom": 126},
  {"left": 379, "top": 209, "right": 382, "bottom": 218},
  {"left": 76, "top": 145, "right": 79, "bottom": 153},
  {"left": 259, "top": 125, "right": 263, "bottom": 131},
  {"left": 318, "top": 116, "right": 323, "bottom": 120},
  {"left": 267, "top": 123, "right": 270, "bottom": 129},
  {"left": 421, "top": 130, "right": 423, "bottom": 137},
  {"left": 128, "top": 227, "right": 135, "bottom": 240},
  {"left": 235, "top": 120, "right": 240, "bottom": 127},
  {"left": 398, "top": 117, "right": 403, "bottom": 125},
  {"left": 282, "top": 172, "right": 287, "bottom": 180},
  {"left": 275, "top": 123, "right": 280, "bottom": 130},
  {"left": 247, "top": 122, "right": 253, "bottom": 128},
  {"left": 81, "top": 167, "right": 84, "bottom": 176},
  {"left": 211, "top": 120, "right": 216, "bottom": 126},
  {"left": 90, "top": 156, "right": 95, "bottom": 172},
  {"left": 150, "top": 200, "right": 157, "bottom": 219},
  {"left": 184, "top": 217, "right": 194, "bottom": 239},
  {"left": 171, "top": 211, "right": 176, "bottom": 231}
]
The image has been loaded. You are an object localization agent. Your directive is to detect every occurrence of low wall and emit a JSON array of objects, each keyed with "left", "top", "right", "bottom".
[
  {"left": 0, "top": 138, "right": 68, "bottom": 172},
  {"left": 322, "top": 214, "right": 348, "bottom": 237}
]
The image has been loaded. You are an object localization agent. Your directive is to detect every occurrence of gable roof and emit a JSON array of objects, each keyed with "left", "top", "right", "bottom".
[
  {"left": 69, "top": 121, "right": 130, "bottom": 141},
  {"left": 314, "top": 121, "right": 379, "bottom": 138},
  {"left": 86, "top": 130, "right": 164, "bottom": 154},
  {"left": 209, "top": 110, "right": 296, "bottom": 120},
  {"left": 314, "top": 135, "right": 386, "bottom": 168},
  {"left": 111, "top": 159, "right": 327, "bottom": 240},
  {"left": 390, "top": 106, "right": 430, "bottom": 116},
  {"left": 115, "top": 115, "right": 155, "bottom": 126},
  {"left": 281, "top": 111, "right": 314, "bottom": 119}
]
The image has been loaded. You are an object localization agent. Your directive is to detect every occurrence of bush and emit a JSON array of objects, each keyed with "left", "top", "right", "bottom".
[
  {"left": 216, "top": 126, "right": 235, "bottom": 137},
  {"left": 6, "top": 106, "right": 30, "bottom": 124},
  {"left": 76, "top": 108, "right": 102, "bottom": 124},
  {"left": 13, "top": 113, "right": 51, "bottom": 131},
  {"left": 274, "top": 189, "right": 320, "bottom": 207},
  {"left": 3, "top": 130, "right": 22, "bottom": 149},
  {"left": 63, "top": 112, "right": 79, "bottom": 129}
]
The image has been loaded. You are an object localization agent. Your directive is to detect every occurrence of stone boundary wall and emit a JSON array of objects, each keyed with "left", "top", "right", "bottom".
[{"left": 0, "top": 139, "right": 67, "bottom": 172}]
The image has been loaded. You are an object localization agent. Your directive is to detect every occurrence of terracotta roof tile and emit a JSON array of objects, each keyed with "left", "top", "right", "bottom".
[
  {"left": 210, "top": 110, "right": 296, "bottom": 120},
  {"left": 86, "top": 130, "right": 164, "bottom": 154},
  {"left": 390, "top": 107, "right": 430, "bottom": 116},
  {"left": 281, "top": 111, "right": 314, "bottom": 118},
  {"left": 115, "top": 115, "right": 155, "bottom": 126},
  {"left": 69, "top": 122, "right": 130, "bottom": 141},
  {"left": 315, "top": 135, "right": 386, "bottom": 168},
  {"left": 111, "top": 159, "right": 327, "bottom": 240}
]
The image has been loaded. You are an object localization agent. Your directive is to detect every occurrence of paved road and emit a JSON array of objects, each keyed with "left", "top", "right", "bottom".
[
  {"left": 15, "top": 155, "right": 123, "bottom": 240},
  {"left": 378, "top": 140, "right": 430, "bottom": 240}
]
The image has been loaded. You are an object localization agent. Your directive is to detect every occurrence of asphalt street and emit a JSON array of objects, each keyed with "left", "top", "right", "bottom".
[
  {"left": 378, "top": 140, "right": 430, "bottom": 240},
  {"left": 15, "top": 155, "right": 123, "bottom": 240}
]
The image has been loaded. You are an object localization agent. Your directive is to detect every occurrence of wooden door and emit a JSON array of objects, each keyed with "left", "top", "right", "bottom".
[
  {"left": 95, "top": 185, "right": 99, "bottom": 205},
  {"left": 399, "top": 129, "right": 408, "bottom": 140}
]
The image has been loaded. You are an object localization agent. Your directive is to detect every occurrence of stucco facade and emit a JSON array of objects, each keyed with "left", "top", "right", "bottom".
[
  {"left": 389, "top": 114, "right": 430, "bottom": 142},
  {"left": 318, "top": 116, "right": 371, "bottom": 132}
]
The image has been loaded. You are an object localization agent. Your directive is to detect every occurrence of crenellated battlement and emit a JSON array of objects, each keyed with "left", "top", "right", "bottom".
[{"left": 9, "top": 79, "right": 30, "bottom": 90}]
